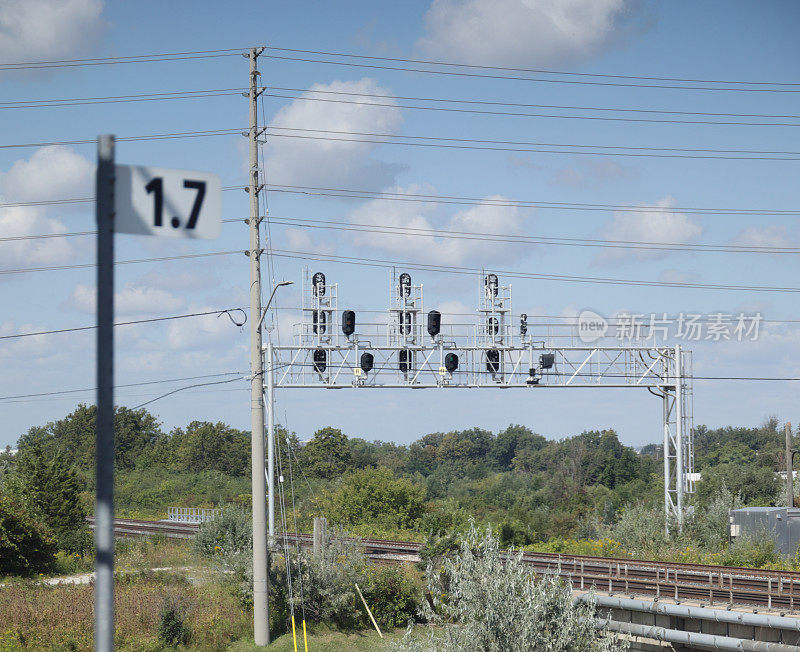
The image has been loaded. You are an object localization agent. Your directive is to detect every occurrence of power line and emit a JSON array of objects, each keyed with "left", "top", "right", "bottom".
[
  {"left": 0, "top": 372, "right": 244, "bottom": 402},
  {"left": 6, "top": 212, "right": 800, "bottom": 256},
  {"left": 267, "top": 86, "right": 800, "bottom": 120},
  {"left": 0, "top": 250, "right": 240, "bottom": 276},
  {"left": 265, "top": 126, "right": 800, "bottom": 161},
  {"left": 0, "top": 128, "right": 243, "bottom": 150},
  {"left": 0, "top": 89, "right": 245, "bottom": 110},
  {"left": 268, "top": 248, "right": 800, "bottom": 294},
  {"left": 131, "top": 376, "right": 246, "bottom": 409},
  {"left": 0, "top": 48, "right": 245, "bottom": 71},
  {"left": 263, "top": 53, "right": 800, "bottom": 93},
  {"left": 267, "top": 215, "right": 800, "bottom": 255},
  {"left": 0, "top": 308, "right": 246, "bottom": 341},
  {"left": 265, "top": 46, "right": 800, "bottom": 88},
  {"left": 4, "top": 184, "right": 797, "bottom": 216},
  {"left": 265, "top": 184, "right": 800, "bottom": 217},
  {"left": 264, "top": 91, "right": 800, "bottom": 128}
]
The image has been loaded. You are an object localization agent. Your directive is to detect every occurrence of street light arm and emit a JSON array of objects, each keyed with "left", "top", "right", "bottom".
[{"left": 257, "top": 281, "right": 293, "bottom": 332}]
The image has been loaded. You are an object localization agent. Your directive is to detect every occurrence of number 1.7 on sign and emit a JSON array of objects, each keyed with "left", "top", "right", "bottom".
[{"left": 115, "top": 165, "right": 221, "bottom": 239}]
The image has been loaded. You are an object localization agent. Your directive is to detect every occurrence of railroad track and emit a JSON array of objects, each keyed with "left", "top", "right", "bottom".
[{"left": 88, "top": 517, "right": 800, "bottom": 611}]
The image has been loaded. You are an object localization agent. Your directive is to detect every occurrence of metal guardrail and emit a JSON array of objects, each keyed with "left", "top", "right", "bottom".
[{"left": 166, "top": 507, "right": 219, "bottom": 524}]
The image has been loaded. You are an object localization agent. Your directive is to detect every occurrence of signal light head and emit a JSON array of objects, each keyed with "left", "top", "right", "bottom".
[
  {"left": 360, "top": 352, "right": 374, "bottom": 373},
  {"left": 342, "top": 310, "right": 356, "bottom": 337},
  {"left": 313, "top": 349, "right": 327, "bottom": 373},
  {"left": 399, "top": 349, "right": 412, "bottom": 373},
  {"left": 312, "top": 272, "right": 326, "bottom": 297},
  {"left": 399, "top": 273, "right": 412, "bottom": 297},
  {"left": 488, "top": 316, "right": 499, "bottom": 335},
  {"left": 540, "top": 353, "right": 555, "bottom": 370},
  {"left": 400, "top": 311, "right": 412, "bottom": 335},
  {"left": 427, "top": 310, "right": 441, "bottom": 337},
  {"left": 444, "top": 352, "right": 459, "bottom": 373},
  {"left": 313, "top": 310, "right": 327, "bottom": 334},
  {"left": 520, "top": 313, "right": 528, "bottom": 336},
  {"left": 485, "top": 273, "right": 499, "bottom": 297},
  {"left": 486, "top": 348, "right": 500, "bottom": 374}
]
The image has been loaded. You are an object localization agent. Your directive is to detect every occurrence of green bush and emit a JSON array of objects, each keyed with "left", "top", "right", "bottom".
[
  {"left": 324, "top": 466, "right": 427, "bottom": 531},
  {"left": 193, "top": 505, "right": 253, "bottom": 584},
  {"left": 721, "top": 530, "right": 780, "bottom": 568},
  {"left": 0, "top": 492, "right": 57, "bottom": 575},
  {"left": 157, "top": 596, "right": 191, "bottom": 647},
  {"left": 397, "top": 523, "right": 626, "bottom": 652},
  {"left": 363, "top": 565, "right": 422, "bottom": 629}
]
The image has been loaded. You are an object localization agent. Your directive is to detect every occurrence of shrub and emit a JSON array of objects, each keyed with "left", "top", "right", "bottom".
[
  {"left": 193, "top": 505, "right": 252, "bottom": 577},
  {"left": 0, "top": 492, "right": 57, "bottom": 575},
  {"left": 157, "top": 596, "right": 191, "bottom": 648},
  {"left": 363, "top": 565, "right": 422, "bottom": 629},
  {"left": 722, "top": 529, "right": 780, "bottom": 568},
  {"left": 604, "top": 503, "right": 668, "bottom": 557},
  {"left": 324, "top": 466, "right": 427, "bottom": 531},
  {"left": 397, "top": 523, "right": 626, "bottom": 652}
]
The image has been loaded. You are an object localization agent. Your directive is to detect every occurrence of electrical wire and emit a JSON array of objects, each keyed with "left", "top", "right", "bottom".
[
  {"left": 0, "top": 372, "right": 244, "bottom": 402},
  {"left": 0, "top": 250, "right": 241, "bottom": 276},
  {"left": 263, "top": 53, "right": 800, "bottom": 93},
  {"left": 265, "top": 46, "right": 800, "bottom": 88},
  {"left": 0, "top": 48, "right": 246, "bottom": 71},
  {"left": 131, "top": 376, "right": 245, "bottom": 409},
  {"left": 0, "top": 128, "right": 243, "bottom": 150},
  {"left": 264, "top": 91, "right": 800, "bottom": 128},
  {"left": 265, "top": 214, "right": 800, "bottom": 255},
  {"left": 264, "top": 184, "right": 800, "bottom": 217},
  {"left": 266, "top": 86, "right": 800, "bottom": 120},
  {"left": 265, "top": 126, "right": 800, "bottom": 160},
  {"left": 0, "top": 308, "right": 246, "bottom": 341},
  {"left": 0, "top": 89, "right": 245, "bottom": 110},
  {"left": 267, "top": 248, "right": 800, "bottom": 293}
]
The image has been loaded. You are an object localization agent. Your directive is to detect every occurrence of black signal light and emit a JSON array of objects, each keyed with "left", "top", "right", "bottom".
[
  {"left": 485, "top": 273, "right": 498, "bottom": 297},
  {"left": 427, "top": 310, "right": 441, "bottom": 337},
  {"left": 399, "top": 273, "right": 411, "bottom": 297},
  {"left": 488, "top": 316, "right": 499, "bottom": 335},
  {"left": 520, "top": 313, "right": 528, "bottom": 336},
  {"left": 313, "top": 349, "right": 327, "bottom": 373},
  {"left": 313, "top": 310, "right": 326, "bottom": 334},
  {"left": 486, "top": 348, "right": 500, "bottom": 374},
  {"left": 540, "top": 353, "right": 555, "bottom": 369},
  {"left": 444, "top": 352, "right": 459, "bottom": 373},
  {"left": 342, "top": 310, "right": 356, "bottom": 337},
  {"left": 312, "top": 272, "right": 326, "bottom": 296},
  {"left": 360, "top": 352, "right": 374, "bottom": 373},
  {"left": 400, "top": 311, "right": 412, "bottom": 335},
  {"left": 399, "top": 349, "right": 412, "bottom": 373}
]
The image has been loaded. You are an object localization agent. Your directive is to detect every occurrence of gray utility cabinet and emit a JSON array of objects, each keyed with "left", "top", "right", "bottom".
[{"left": 729, "top": 506, "right": 800, "bottom": 556}]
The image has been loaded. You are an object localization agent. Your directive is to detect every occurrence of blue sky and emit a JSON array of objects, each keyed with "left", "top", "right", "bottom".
[{"left": 1, "top": 0, "right": 799, "bottom": 449}]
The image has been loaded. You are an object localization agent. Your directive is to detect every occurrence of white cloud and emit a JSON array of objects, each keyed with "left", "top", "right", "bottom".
[
  {"left": 731, "top": 225, "right": 794, "bottom": 251},
  {"left": 0, "top": 0, "right": 104, "bottom": 63},
  {"left": 265, "top": 78, "right": 404, "bottom": 189},
  {"left": 166, "top": 309, "right": 239, "bottom": 350},
  {"left": 65, "top": 282, "right": 186, "bottom": 315},
  {"left": 348, "top": 186, "right": 526, "bottom": 265},
  {"left": 283, "top": 227, "right": 335, "bottom": 255},
  {"left": 553, "top": 158, "right": 633, "bottom": 189},
  {"left": 594, "top": 197, "right": 702, "bottom": 265},
  {"left": 417, "top": 0, "right": 633, "bottom": 67},
  {"left": 0, "top": 204, "right": 77, "bottom": 267},
  {"left": 0, "top": 146, "right": 94, "bottom": 203}
]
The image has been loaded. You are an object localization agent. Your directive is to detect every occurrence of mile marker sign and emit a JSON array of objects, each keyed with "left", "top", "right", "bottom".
[{"left": 114, "top": 165, "right": 222, "bottom": 239}]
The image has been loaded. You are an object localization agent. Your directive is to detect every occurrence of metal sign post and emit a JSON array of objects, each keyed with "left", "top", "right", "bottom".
[
  {"left": 95, "top": 134, "right": 115, "bottom": 652},
  {"left": 93, "top": 140, "right": 221, "bottom": 650}
]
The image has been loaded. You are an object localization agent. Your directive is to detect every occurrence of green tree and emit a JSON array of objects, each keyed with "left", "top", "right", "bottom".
[
  {"left": 172, "top": 421, "right": 250, "bottom": 475},
  {"left": 10, "top": 446, "right": 88, "bottom": 553},
  {"left": 300, "top": 427, "right": 351, "bottom": 479},
  {"left": 489, "top": 424, "right": 546, "bottom": 471},
  {"left": 326, "top": 466, "right": 426, "bottom": 531},
  {"left": 0, "top": 491, "right": 57, "bottom": 575}
]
